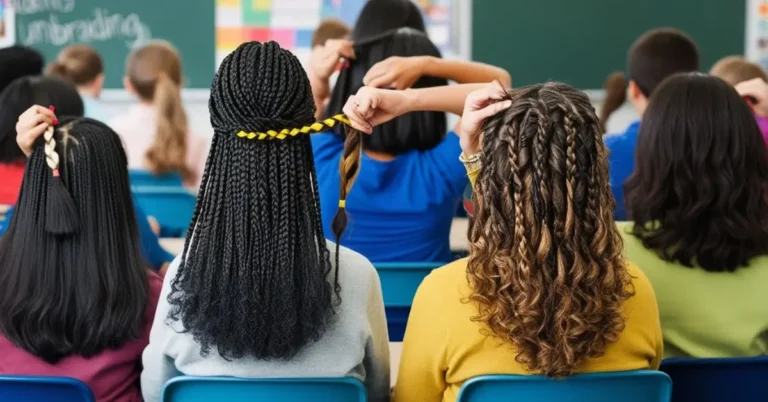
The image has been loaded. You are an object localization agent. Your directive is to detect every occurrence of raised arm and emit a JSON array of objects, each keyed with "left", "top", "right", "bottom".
[{"left": 364, "top": 56, "right": 511, "bottom": 90}]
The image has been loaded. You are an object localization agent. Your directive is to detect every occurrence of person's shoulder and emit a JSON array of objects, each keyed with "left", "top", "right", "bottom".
[
  {"left": 329, "top": 240, "right": 378, "bottom": 280},
  {"left": 624, "top": 261, "right": 657, "bottom": 308},
  {"left": 418, "top": 258, "right": 469, "bottom": 299},
  {"left": 603, "top": 121, "right": 640, "bottom": 149}
]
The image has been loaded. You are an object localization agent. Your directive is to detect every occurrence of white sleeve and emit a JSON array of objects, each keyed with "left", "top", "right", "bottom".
[{"left": 363, "top": 269, "right": 391, "bottom": 402}]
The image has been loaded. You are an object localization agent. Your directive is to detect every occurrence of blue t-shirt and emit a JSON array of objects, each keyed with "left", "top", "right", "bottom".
[
  {"left": 0, "top": 196, "right": 173, "bottom": 271},
  {"left": 312, "top": 132, "right": 467, "bottom": 263},
  {"left": 604, "top": 120, "right": 640, "bottom": 221}
]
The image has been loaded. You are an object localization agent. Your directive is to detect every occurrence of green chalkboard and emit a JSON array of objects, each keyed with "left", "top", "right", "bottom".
[
  {"left": 14, "top": 0, "right": 215, "bottom": 89},
  {"left": 472, "top": 0, "right": 746, "bottom": 89}
]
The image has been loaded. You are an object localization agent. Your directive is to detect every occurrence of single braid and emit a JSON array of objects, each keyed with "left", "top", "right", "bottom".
[
  {"left": 43, "top": 121, "right": 79, "bottom": 235},
  {"left": 330, "top": 126, "right": 363, "bottom": 272}
]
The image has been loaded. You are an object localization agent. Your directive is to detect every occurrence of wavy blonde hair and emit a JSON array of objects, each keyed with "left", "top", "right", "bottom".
[
  {"left": 126, "top": 40, "right": 189, "bottom": 179},
  {"left": 467, "top": 82, "right": 633, "bottom": 377}
]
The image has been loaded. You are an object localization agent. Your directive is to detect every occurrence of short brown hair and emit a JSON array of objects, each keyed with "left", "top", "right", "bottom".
[
  {"left": 710, "top": 56, "right": 768, "bottom": 85},
  {"left": 627, "top": 28, "right": 699, "bottom": 97},
  {"left": 311, "top": 19, "right": 350, "bottom": 47},
  {"left": 46, "top": 44, "right": 103, "bottom": 86}
]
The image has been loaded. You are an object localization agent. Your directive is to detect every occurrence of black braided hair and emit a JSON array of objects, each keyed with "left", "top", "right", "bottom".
[
  {"left": 0, "top": 118, "right": 148, "bottom": 364},
  {"left": 167, "top": 41, "right": 337, "bottom": 360}
]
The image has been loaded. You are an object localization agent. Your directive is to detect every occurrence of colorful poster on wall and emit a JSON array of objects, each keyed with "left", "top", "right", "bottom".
[
  {"left": 215, "top": 0, "right": 455, "bottom": 67},
  {"left": 0, "top": 0, "right": 16, "bottom": 47},
  {"left": 747, "top": 0, "right": 768, "bottom": 69}
]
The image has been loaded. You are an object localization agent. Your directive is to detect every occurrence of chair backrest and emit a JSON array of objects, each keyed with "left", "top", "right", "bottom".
[
  {"left": 0, "top": 375, "right": 95, "bottom": 402},
  {"left": 660, "top": 356, "right": 768, "bottom": 402},
  {"left": 129, "top": 170, "right": 185, "bottom": 187},
  {"left": 374, "top": 262, "right": 443, "bottom": 341},
  {"left": 130, "top": 170, "right": 196, "bottom": 237},
  {"left": 162, "top": 377, "right": 367, "bottom": 402},
  {"left": 457, "top": 371, "right": 672, "bottom": 402},
  {"left": 374, "top": 262, "right": 443, "bottom": 307}
]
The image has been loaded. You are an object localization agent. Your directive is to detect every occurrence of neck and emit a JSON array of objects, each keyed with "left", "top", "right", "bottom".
[
  {"left": 77, "top": 86, "right": 100, "bottom": 98},
  {"left": 364, "top": 150, "right": 395, "bottom": 161}
]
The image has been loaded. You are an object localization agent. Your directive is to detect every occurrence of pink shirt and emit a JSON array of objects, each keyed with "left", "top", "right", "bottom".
[
  {"left": 0, "top": 273, "right": 163, "bottom": 402},
  {"left": 108, "top": 104, "right": 209, "bottom": 190}
]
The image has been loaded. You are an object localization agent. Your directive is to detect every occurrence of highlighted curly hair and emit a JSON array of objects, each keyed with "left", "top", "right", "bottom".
[{"left": 467, "top": 82, "right": 633, "bottom": 377}]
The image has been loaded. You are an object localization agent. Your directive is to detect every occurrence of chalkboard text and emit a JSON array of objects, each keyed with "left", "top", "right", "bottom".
[{"left": 18, "top": 7, "right": 151, "bottom": 48}]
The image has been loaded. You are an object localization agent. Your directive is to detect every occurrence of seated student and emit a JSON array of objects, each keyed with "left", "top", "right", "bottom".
[
  {"left": 140, "top": 41, "right": 389, "bottom": 402},
  {"left": 623, "top": 73, "right": 768, "bottom": 358},
  {"left": 342, "top": 82, "right": 662, "bottom": 402},
  {"left": 314, "top": 27, "right": 509, "bottom": 263},
  {"left": 8, "top": 86, "right": 174, "bottom": 272},
  {"left": 46, "top": 44, "right": 108, "bottom": 121},
  {"left": 0, "top": 76, "right": 83, "bottom": 205},
  {"left": 0, "top": 117, "right": 163, "bottom": 402},
  {"left": 600, "top": 28, "right": 699, "bottom": 220},
  {"left": 109, "top": 40, "right": 208, "bottom": 190},
  {"left": 710, "top": 55, "right": 768, "bottom": 144}
]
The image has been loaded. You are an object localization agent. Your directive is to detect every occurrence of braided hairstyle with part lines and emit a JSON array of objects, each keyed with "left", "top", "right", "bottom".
[
  {"left": 467, "top": 82, "right": 633, "bottom": 377},
  {"left": 167, "top": 41, "right": 340, "bottom": 360}
]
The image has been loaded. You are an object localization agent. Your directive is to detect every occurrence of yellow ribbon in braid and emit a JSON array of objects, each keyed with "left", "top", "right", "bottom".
[{"left": 236, "top": 114, "right": 351, "bottom": 140}]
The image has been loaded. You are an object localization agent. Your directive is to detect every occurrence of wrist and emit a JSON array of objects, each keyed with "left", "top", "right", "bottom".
[{"left": 420, "top": 55, "right": 438, "bottom": 76}]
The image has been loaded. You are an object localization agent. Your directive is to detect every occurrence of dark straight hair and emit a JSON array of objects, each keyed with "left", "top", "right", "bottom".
[
  {"left": 351, "top": 0, "right": 426, "bottom": 40},
  {"left": 625, "top": 73, "right": 768, "bottom": 272},
  {"left": 0, "top": 76, "right": 84, "bottom": 163},
  {"left": 0, "top": 117, "right": 149, "bottom": 364},
  {"left": 325, "top": 27, "right": 447, "bottom": 156}
]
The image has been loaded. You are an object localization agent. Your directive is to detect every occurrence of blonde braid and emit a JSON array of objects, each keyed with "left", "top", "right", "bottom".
[{"left": 43, "top": 126, "right": 60, "bottom": 174}]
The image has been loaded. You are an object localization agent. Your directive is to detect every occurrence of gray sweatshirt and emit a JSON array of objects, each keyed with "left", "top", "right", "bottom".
[{"left": 140, "top": 242, "right": 390, "bottom": 402}]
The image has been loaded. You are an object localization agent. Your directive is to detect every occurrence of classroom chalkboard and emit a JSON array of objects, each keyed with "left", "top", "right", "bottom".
[
  {"left": 472, "top": 0, "right": 746, "bottom": 89},
  {"left": 14, "top": 0, "right": 215, "bottom": 89}
]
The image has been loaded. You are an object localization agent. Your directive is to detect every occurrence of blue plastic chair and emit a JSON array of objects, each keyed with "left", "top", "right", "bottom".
[
  {"left": 374, "top": 262, "right": 443, "bottom": 341},
  {"left": 0, "top": 375, "right": 95, "bottom": 402},
  {"left": 129, "top": 170, "right": 196, "bottom": 237},
  {"left": 162, "top": 377, "right": 366, "bottom": 402},
  {"left": 660, "top": 356, "right": 768, "bottom": 402},
  {"left": 457, "top": 371, "right": 671, "bottom": 402}
]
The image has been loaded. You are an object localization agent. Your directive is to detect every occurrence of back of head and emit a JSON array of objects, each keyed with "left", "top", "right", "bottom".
[
  {"left": 126, "top": 40, "right": 189, "bottom": 178},
  {"left": 0, "top": 76, "right": 84, "bottom": 163},
  {"left": 45, "top": 44, "right": 104, "bottom": 87},
  {"left": 325, "top": 27, "right": 447, "bottom": 155},
  {"left": 169, "top": 41, "right": 335, "bottom": 360},
  {"left": 0, "top": 117, "right": 148, "bottom": 364},
  {"left": 625, "top": 73, "right": 768, "bottom": 272},
  {"left": 468, "top": 82, "right": 631, "bottom": 377},
  {"left": 351, "top": 0, "right": 426, "bottom": 40},
  {"left": 312, "top": 18, "right": 351, "bottom": 47},
  {"left": 710, "top": 55, "right": 768, "bottom": 85},
  {"left": 0, "top": 45, "right": 44, "bottom": 93},
  {"left": 628, "top": 28, "right": 699, "bottom": 97},
  {"left": 598, "top": 71, "right": 628, "bottom": 132}
]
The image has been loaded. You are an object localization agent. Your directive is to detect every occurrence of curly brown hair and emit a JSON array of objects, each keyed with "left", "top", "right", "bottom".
[{"left": 467, "top": 82, "right": 633, "bottom": 377}]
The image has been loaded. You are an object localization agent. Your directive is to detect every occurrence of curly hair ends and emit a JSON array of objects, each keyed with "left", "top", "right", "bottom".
[
  {"left": 168, "top": 41, "right": 336, "bottom": 360},
  {"left": 625, "top": 73, "right": 768, "bottom": 272},
  {"left": 467, "top": 82, "right": 633, "bottom": 377}
]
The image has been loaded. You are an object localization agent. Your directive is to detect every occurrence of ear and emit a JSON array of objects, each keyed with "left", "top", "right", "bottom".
[
  {"left": 94, "top": 73, "right": 105, "bottom": 94},
  {"left": 123, "top": 76, "right": 136, "bottom": 96},
  {"left": 628, "top": 80, "right": 645, "bottom": 102}
]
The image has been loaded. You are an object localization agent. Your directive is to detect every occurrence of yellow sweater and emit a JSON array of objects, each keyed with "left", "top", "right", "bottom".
[{"left": 392, "top": 258, "right": 663, "bottom": 402}]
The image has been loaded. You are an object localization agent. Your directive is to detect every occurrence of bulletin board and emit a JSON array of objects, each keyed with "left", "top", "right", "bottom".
[{"left": 215, "top": 0, "right": 459, "bottom": 66}]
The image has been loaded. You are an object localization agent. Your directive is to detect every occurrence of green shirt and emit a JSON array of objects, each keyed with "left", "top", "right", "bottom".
[{"left": 618, "top": 222, "right": 768, "bottom": 358}]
